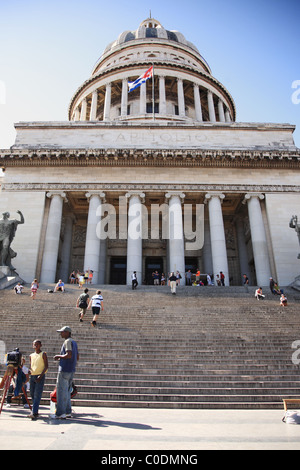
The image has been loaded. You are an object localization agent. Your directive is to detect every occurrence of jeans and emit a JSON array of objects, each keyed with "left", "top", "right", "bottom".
[
  {"left": 55, "top": 371, "right": 74, "bottom": 416},
  {"left": 30, "top": 375, "right": 45, "bottom": 415}
]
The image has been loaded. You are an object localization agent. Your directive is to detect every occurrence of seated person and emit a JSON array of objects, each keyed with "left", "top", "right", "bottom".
[
  {"left": 14, "top": 282, "right": 24, "bottom": 294},
  {"left": 255, "top": 287, "right": 265, "bottom": 300},
  {"left": 54, "top": 280, "right": 65, "bottom": 292},
  {"left": 280, "top": 293, "right": 288, "bottom": 307},
  {"left": 272, "top": 282, "right": 281, "bottom": 295}
]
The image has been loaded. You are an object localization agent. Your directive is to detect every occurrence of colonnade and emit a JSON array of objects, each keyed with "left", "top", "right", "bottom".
[
  {"left": 40, "top": 191, "right": 271, "bottom": 286},
  {"left": 72, "top": 75, "right": 232, "bottom": 123}
]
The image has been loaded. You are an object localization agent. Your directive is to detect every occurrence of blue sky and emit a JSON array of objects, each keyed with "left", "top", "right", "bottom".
[{"left": 0, "top": 0, "right": 299, "bottom": 148}]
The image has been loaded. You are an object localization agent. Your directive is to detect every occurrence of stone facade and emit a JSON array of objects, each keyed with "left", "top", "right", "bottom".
[{"left": 0, "top": 18, "right": 299, "bottom": 287}]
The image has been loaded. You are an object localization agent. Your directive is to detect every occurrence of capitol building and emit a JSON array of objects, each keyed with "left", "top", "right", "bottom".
[{"left": 0, "top": 17, "right": 299, "bottom": 287}]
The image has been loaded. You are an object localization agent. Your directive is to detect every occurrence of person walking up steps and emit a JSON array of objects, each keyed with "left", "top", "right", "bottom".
[
  {"left": 88, "top": 290, "right": 104, "bottom": 328},
  {"left": 76, "top": 288, "right": 89, "bottom": 323}
]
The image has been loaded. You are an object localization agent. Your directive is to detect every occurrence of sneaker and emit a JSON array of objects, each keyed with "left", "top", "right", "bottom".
[
  {"left": 49, "top": 414, "right": 66, "bottom": 419},
  {"left": 27, "top": 413, "right": 38, "bottom": 420}
]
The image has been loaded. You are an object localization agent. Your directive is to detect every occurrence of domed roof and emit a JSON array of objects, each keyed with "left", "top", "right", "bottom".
[{"left": 102, "top": 18, "right": 201, "bottom": 58}]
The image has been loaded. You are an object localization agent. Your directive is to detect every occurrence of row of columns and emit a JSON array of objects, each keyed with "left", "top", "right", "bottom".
[
  {"left": 73, "top": 76, "right": 232, "bottom": 123},
  {"left": 40, "top": 191, "right": 271, "bottom": 286}
]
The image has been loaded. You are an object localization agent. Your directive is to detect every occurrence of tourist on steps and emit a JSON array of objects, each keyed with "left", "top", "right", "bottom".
[
  {"left": 76, "top": 288, "right": 89, "bottom": 323},
  {"left": 52, "top": 326, "right": 79, "bottom": 419},
  {"left": 169, "top": 272, "right": 177, "bottom": 295},
  {"left": 255, "top": 287, "right": 265, "bottom": 300},
  {"left": 88, "top": 290, "right": 104, "bottom": 328},
  {"left": 28, "top": 340, "right": 48, "bottom": 420}
]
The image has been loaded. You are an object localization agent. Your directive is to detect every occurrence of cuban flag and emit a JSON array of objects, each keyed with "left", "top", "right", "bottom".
[{"left": 128, "top": 66, "right": 153, "bottom": 92}]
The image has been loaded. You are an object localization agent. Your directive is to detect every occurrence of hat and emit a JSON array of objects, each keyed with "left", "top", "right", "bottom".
[{"left": 57, "top": 326, "right": 71, "bottom": 333}]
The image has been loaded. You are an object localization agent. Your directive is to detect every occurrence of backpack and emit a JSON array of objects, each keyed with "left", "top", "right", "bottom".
[{"left": 78, "top": 294, "right": 88, "bottom": 309}]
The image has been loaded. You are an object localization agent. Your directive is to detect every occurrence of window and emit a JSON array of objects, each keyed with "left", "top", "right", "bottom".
[{"left": 147, "top": 102, "right": 159, "bottom": 114}]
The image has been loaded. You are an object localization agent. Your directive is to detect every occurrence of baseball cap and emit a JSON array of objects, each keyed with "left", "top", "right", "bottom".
[{"left": 57, "top": 326, "right": 71, "bottom": 333}]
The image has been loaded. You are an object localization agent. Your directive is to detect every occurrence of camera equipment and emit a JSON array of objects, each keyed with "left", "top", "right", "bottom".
[{"left": 5, "top": 348, "right": 22, "bottom": 367}]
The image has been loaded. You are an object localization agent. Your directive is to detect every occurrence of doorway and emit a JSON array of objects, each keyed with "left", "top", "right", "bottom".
[
  {"left": 145, "top": 257, "right": 164, "bottom": 285},
  {"left": 110, "top": 257, "right": 127, "bottom": 285}
]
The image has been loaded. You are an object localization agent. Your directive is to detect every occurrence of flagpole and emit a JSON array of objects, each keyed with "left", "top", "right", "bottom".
[{"left": 152, "top": 62, "right": 155, "bottom": 121}]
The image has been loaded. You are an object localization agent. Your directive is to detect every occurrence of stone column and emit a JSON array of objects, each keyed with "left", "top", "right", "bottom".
[
  {"left": 40, "top": 192, "right": 67, "bottom": 283},
  {"left": 202, "top": 205, "right": 213, "bottom": 275},
  {"left": 89, "top": 90, "right": 98, "bottom": 121},
  {"left": 121, "top": 78, "right": 128, "bottom": 117},
  {"left": 243, "top": 194, "right": 271, "bottom": 286},
  {"left": 165, "top": 192, "right": 185, "bottom": 284},
  {"left": 177, "top": 79, "right": 185, "bottom": 117},
  {"left": 58, "top": 213, "right": 76, "bottom": 283},
  {"left": 205, "top": 193, "right": 229, "bottom": 285},
  {"left": 126, "top": 192, "right": 145, "bottom": 286},
  {"left": 236, "top": 217, "right": 251, "bottom": 284},
  {"left": 207, "top": 90, "right": 216, "bottom": 122},
  {"left": 140, "top": 82, "right": 147, "bottom": 115},
  {"left": 159, "top": 76, "right": 167, "bottom": 115},
  {"left": 218, "top": 99, "right": 226, "bottom": 122},
  {"left": 80, "top": 99, "right": 87, "bottom": 121},
  {"left": 225, "top": 109, "right": 231, "bottom": 123},
  {"left": 193, "top": 84, "right": 203, "bottom": 122},
  {"left": 103, "top": 83, "right": 111, "bottom": 121},
  {"left": 73, "top": 108, "right": 80, "bottom": 121},
  {"left": 84, "top": 192, "right": 105, "bottom": 284}
]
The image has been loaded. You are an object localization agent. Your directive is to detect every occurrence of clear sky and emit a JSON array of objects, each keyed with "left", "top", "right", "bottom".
[{"left": 0, "top": 0, "right": 299, "bottom": 149}]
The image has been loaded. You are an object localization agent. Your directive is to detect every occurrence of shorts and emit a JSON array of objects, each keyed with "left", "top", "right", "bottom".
[{"left": 92, "top": 306, "right": 101, "bottom": 316}]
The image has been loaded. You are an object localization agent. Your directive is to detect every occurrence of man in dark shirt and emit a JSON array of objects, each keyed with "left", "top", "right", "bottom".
[{"left": 52, "top": 326, "right": 79, "bottom": 419}]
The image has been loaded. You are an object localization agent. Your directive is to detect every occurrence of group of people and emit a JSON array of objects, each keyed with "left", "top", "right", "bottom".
[
  {"left": 76, "top": 288, "right": 104, "bottom": 328},
  {"left": 14, "top": 279, "right": 39, "bottom": 299},
  {"left": 69, "top": 269, "right": 93, "bottom": 287},
  {"left": 150, "top": 269, "right": 225, "bottom": 287},
  {"left": 0, "top": 326, "right": 79, "bottom": 421},
  {"left": 254, "top": 277, "right": 288, "bottom": 307}
]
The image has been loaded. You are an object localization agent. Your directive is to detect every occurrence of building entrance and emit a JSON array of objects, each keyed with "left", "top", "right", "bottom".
[
  {"left": 145, "top": 257, "right": 164, "bottom": 285},
  {"left": 110, "top": 257, "right": 127, "bottom": 285}
]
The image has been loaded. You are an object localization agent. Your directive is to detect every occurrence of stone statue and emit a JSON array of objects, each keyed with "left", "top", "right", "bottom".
[
  {"left": 0, "top": 211, "right": 25, "bottom": 270},
  {"left": 289, "top": 215, "right": 300, "bottom": 259}
]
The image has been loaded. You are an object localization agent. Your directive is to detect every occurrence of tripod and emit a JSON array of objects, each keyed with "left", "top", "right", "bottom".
[{"left": 0, "top": 364, "right": 32, "bottom": 416}]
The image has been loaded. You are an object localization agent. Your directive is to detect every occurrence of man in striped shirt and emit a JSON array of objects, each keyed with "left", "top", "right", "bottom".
[{"left": 88, "top": 290, "right": 104, "bottom": 328}]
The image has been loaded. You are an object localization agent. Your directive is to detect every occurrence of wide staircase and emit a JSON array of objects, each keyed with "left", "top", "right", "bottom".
[{"left": 0, "top": 283, "right": 300, "bottom": 409}]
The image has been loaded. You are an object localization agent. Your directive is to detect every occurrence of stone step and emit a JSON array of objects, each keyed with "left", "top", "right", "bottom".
[{"left": 1, "top": 284, "right": 299, "bottom": 409}]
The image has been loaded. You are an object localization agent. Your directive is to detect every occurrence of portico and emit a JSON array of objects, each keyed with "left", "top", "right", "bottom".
[{"left": 29, "top": 185, "right": 275, "bottom": 287}]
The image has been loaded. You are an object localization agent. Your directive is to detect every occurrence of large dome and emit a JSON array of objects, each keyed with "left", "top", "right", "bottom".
[
  {"left": 98, "top": 18, "right": 206, "bottom": 69},
  {"left": 69, "top": 18, "right": 236, "bottom": 123}
]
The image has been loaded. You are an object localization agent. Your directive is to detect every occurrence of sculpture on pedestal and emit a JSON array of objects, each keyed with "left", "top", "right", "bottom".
[
  {"left": 289, "top": 215, "right": 300, "bottom": 259},
  {"left": 0, "top": 211, "right": 25, "bottom": 270}
]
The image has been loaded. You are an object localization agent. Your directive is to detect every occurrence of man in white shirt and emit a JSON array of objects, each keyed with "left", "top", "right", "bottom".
[
  {"left": 88, "top": 290, "right": 104, "bottom": 328},
  {"left": 14, "top": 282, "right": 24, "bottom": 294}
]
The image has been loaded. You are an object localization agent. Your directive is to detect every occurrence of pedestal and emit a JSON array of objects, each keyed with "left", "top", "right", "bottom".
[{"left": 0, "top": 266, "right": 24, "bottom": 290}]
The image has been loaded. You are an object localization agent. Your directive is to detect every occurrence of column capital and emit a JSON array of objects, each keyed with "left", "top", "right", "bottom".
[
  {"left": 85, "top": 191, "right": 106, "bottom": 202},
  {"left": 165, "top": 192, "right": 185, "bottom": 204},
  {"left": 125, "top": 192, "right": 145, "bottom": 203},
  {"left": 46, "top": 191, "right": 67, "bottom": 202},
  {"left": 243, "top": 193, "right": 265, "bottom": 204},
  {"left": 205, "top": 192, "right": 225, "bottom": 204}
]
